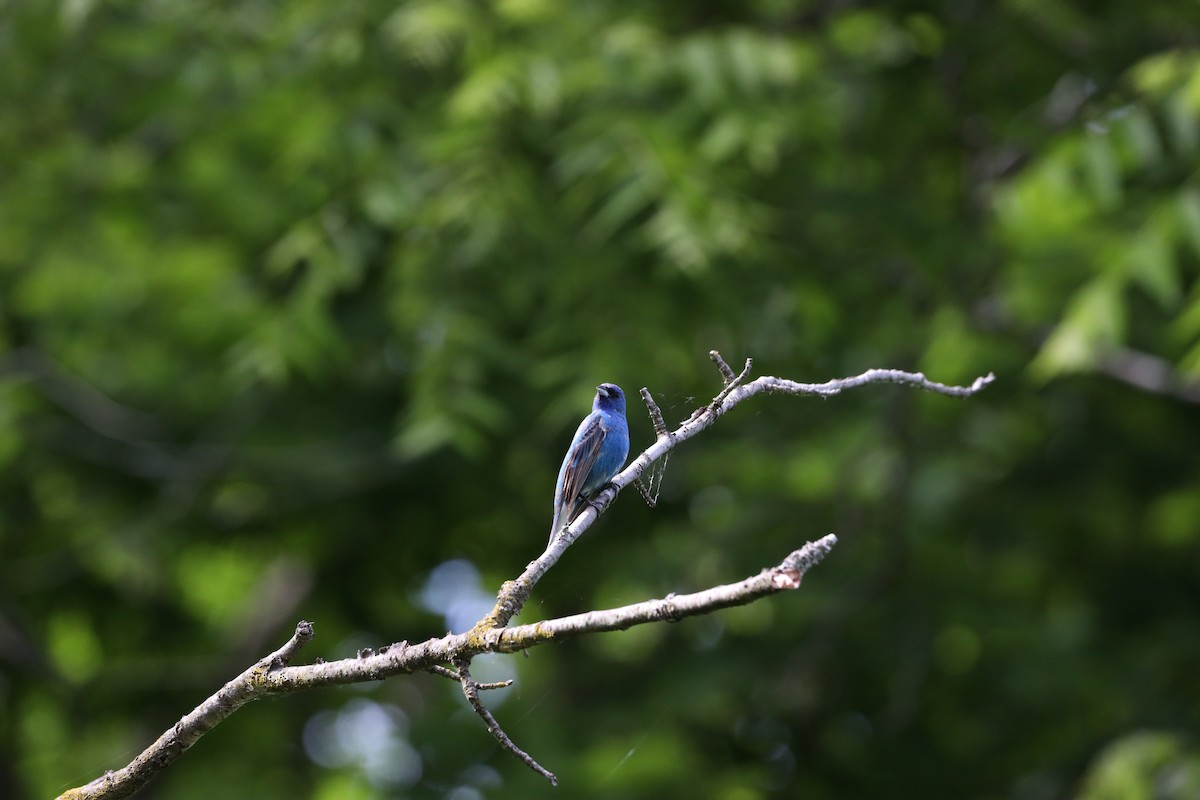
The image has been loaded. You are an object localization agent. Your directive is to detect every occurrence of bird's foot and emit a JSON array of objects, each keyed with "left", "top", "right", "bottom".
[{"left": 586, "top": 484, "right": 617, "bottom": 513}]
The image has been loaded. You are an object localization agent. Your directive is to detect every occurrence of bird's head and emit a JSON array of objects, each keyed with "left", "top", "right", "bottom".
[{"left": 594, "top": 383, "right": 627, "bottom": 414}]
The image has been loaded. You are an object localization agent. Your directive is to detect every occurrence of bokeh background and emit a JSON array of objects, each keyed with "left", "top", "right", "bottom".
[{"left": 3, "top": 2, "right": 1200, "bottom": 798}]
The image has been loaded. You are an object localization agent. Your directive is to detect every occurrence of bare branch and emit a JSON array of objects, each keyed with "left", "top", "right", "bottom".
[
  {"left": 480, "top": 363, "right": 994, "bottom": 631},
  {"left": 56, "top": 621, "right": 315, "bottom": 800},
  {"left": 497, "top": 535, "right": 838, "bottom": 643},
  {"left": 56, "top": 354, "right": 992, "bottom": 799},
  {"left": 0, "top": 347, "right": 166, "bottom": 441},
  {"left": 1096, "top": 347, "right": 1200, "bottom": 404},
  {"left": 55, "top": 535, "right": 835, "bottom": 799},
  {"left": 748, "top": 368, "right": 997, "bottom": 400}
]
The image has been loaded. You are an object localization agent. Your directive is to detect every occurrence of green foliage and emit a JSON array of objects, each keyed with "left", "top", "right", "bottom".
[
  {"left": 1078, "top": 732, "right": 1200, "bottom": 800},
  {"left": 996, "top": 50, "right": 1200, "bottom": 379},
  {"left": 1, "top": 2, "right": 1198, "bottom": 799}
]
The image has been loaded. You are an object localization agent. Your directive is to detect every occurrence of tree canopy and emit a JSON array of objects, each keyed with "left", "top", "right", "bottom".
[{"left": 3, "top": 1, "right": 1199, "bottom": 798}]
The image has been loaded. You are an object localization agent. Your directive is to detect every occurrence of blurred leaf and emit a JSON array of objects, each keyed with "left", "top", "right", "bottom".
[
  {"left": 1127, "top": 218, "right": 1180, "bottom": 308},
  {"left": 1084, "top": 133, "right": 1121, "bottom": 210},
  {"left": 46, "top": 613, "right": 102, "bottom": 684},
  {"left": 1078, "top": 732, "right": 1200, "bottom": 800},
  {"left": 1030, "top": 279, "right": 1126, "bottom": 379}
]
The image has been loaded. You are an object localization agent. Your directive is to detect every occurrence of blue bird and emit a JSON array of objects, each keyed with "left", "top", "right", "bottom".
[{"left": 549, "top": 383, "right": 630, "bottom": 544}]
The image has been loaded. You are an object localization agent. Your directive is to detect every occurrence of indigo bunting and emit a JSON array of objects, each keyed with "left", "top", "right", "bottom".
[{"left": 549, "top": 383, "right": 630, "bottom": 543}]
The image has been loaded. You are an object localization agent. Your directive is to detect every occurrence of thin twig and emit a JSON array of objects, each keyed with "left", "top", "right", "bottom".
[
  {"left": 633, "top": 476, "right": 656, "bottom": 506},
  {"left": 427, "top": 664, "right": 461, "bottom": 682},
  {"left": 428, "top": 663, "right": 514, "bottom": 690},
  {"left": 454, "top": 659, "right": 557, "bottom": 785},
  {"left": 639, "top": 386, "right": 670, "bottom": 438},
  {"left": 634, "top": 387, "right": 671, "bottom": 507},
  {"left": 269, "top": 619, "right": 314, "bottom": 667},
  {"left": 752, "top": 368, "right": 997, "bottom": 399},
  {"left": 709, "top": 349, "right": 736, "bottom": 384}
]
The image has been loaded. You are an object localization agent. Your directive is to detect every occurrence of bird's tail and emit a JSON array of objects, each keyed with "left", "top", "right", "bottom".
[{"left": 548, "top": 498, "right": 583, "bottom": 545}]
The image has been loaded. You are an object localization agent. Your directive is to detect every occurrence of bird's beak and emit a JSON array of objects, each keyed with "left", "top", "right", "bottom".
[{"left": 596, "top": 385, "right": 609, "bottom": 398}]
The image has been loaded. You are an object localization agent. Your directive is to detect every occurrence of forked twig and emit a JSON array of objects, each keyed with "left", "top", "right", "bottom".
[{"left": 453, "top": 659, "right": 557, "bottom": 785}]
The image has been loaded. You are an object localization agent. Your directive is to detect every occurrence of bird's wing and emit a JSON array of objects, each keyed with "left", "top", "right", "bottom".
[{"left": 551, "top": 413, "right": 608, "bottom": 536}]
